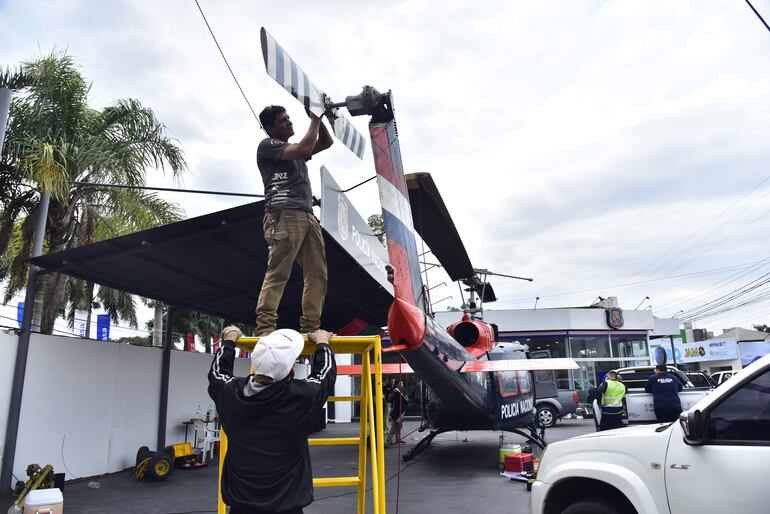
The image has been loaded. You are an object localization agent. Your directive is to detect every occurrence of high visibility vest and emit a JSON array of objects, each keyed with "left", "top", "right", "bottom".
[{"left": 601, "top": 380, "right": 625, "bottom": 407}]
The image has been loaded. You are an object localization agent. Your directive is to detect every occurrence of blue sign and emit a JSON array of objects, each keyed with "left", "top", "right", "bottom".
[
  {"left": 17, "top": 302, "right": 24, "bottom": 328},
  {"left": 96, "top": 314, "right": 110, "bottom": 341}
]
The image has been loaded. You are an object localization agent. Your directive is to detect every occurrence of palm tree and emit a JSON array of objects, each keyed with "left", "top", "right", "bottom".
[{"left": 1, "top": 51, "right": 186, "bottom": 334}]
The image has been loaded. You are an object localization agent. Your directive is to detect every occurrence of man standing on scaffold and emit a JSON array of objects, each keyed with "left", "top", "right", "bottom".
[{"left": 255, "top": 105, "right": 333, "bottom": 338}]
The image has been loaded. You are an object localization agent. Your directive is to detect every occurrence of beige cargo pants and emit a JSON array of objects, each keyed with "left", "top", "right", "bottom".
[{"left": 255, "top": 209, "right": 327, "bottom": 334}]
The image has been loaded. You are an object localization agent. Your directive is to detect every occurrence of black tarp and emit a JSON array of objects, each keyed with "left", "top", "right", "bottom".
[{"left": 30, "top": 201, "right": 392, "bottom": 330}]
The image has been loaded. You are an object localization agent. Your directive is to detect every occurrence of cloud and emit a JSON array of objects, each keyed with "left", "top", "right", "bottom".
[{"left": 2, "top": 0, "right": 770, "bottom": 331}]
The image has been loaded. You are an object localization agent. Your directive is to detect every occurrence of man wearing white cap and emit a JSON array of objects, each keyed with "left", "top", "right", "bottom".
[{"left": 208, "top": 326, "right": 336, "bottom": 514}]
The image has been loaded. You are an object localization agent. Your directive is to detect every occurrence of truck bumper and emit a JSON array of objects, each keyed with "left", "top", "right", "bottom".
[{"left": 530, "top": 480, "right": 550, "bottom": 513}]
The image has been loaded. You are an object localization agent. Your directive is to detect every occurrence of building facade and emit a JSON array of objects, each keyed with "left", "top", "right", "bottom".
[{"left": 436, "top": 305, "right": 681, "bottom": 393}]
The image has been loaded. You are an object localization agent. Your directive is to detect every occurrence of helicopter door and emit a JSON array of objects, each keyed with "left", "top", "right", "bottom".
[
  {"left": 488, "top": 351, "right": 533, "bottom": 425},
  {"left": 530, "top": 350, "right": 558, "bottom": 399}
]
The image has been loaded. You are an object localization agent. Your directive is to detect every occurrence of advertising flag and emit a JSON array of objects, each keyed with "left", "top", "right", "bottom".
[{"left": 96, "top": 314, "right": 110, "bottom": 341}]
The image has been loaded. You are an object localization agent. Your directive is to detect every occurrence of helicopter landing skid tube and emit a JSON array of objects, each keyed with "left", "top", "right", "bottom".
[
  {"left": 508, "top": 421, "right": 548, "bottom": 450},
  {"left": 402, "top": 429, "right": 448, "bottom": 462}
]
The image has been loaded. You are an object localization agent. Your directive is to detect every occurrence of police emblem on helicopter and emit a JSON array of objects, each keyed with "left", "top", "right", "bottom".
[
  {"left": 337, "top": 194, "right": 349, "bottom": 241},
  {"left": 606, "top": 308, "right": 624, "bottom": 329}
]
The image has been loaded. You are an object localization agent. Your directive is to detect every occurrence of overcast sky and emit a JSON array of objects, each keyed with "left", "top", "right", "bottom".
[{"left": 2, "top": 0, "right": 770, "bottom": 337}]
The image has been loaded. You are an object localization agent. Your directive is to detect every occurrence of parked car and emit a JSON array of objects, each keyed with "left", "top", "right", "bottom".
[
  {"left": 685, "top": 371, "right": 715, "bottom": 388},
  {"left": 710, "top": 369, "right": 736, "bottom": 386},
  {"left": 535, "top": 390, "right": 579, "bottom": 428},
  {"left": 531, "top": 353, "right": 770, "bottom": 514}
]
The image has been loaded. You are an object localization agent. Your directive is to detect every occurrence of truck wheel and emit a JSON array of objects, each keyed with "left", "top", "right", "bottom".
[
  {"left": 562, "top": 498, "right": 627, "bottom": 514},
  {"left": 536, "top": 405, "right": 558, "bottom": 428}
]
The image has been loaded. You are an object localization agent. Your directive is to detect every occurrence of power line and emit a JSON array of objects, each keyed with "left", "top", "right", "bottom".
[
  {"left": 623, "top": 174, "right": 770, "bottom": 283},
  {"left": 194, "top": 0, "right": 261, "bottom": 126},
  {"left": 746, "top": 0, "right": 770, "bottom": 33},
  {"left": 657, "top": 256, "right": 770, "bottom": 314},
  {"left": 679, "top": 272, "right": 770, "bottom": 320},
  {"left": 493, "top": 260, "right": 767, "bottom": 307},
  {"left": 70, "top": 181, "right": 263, "bottom": 198}
]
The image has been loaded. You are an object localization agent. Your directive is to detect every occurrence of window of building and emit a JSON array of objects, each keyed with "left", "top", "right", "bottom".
[
  {"left": 610, "top": 334, "right": 648, "bottom": 359},
  {"left": 707, "top": 370, "right": 770, "bottom": 443},
  {"left": 569, "top": 334, "right": 610, "bottom": 359},
  {"left": 509, "top": 335, "right": 568, "bottom": 358}
]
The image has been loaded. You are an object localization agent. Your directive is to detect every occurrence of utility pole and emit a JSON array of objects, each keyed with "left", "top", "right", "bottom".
[{"left": 1, "top": 86, "right": 53, "bottom": 495}]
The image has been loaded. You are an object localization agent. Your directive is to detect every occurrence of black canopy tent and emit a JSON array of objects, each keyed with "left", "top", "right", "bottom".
[
  {"left": 27, "top": 200, "right": 392, "bottom": 453},
  {"left": 30, "top": 201, "right": 392, "bottom": 329}
]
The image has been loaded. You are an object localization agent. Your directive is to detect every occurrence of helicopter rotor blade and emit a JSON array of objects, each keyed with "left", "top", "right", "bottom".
[{"left": 260, "top": 27, "right": 365, "bottom": 159}]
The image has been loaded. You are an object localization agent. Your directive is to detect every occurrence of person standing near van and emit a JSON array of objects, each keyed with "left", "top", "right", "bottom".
[
  {"left": 598, "top": 371, "right": 626, "bottom": 431},
  {"left": 645, "top": 365, "right": 683, "bottom": 422}
]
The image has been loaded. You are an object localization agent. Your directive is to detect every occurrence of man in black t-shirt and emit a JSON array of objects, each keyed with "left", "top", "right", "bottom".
[
  {"left": 644, "top": 365, "right": 683, "bottom": 422},
  {"left": 255, "top": 105, "right": 333, "bottom": 336}
]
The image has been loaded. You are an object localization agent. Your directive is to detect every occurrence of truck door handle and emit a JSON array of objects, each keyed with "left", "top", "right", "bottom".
[{"left": 670, "top": 464, "right": 690, "bottom": 470}]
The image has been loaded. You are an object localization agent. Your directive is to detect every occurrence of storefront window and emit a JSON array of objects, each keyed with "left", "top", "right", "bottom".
[
  {"left": 569, "top": 335, "right": 610, "bottom": 359},
  {"left": 508, "top": 335, "right": 568, "bottom": 358},
  {"left": 611, "top": 334, "right": 648, "bottom": 359}
]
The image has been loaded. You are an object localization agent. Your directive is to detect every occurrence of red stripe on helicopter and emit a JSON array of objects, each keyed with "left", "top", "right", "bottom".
[{"left": 370, "top": 123, "right": 408, "bottom": 196}]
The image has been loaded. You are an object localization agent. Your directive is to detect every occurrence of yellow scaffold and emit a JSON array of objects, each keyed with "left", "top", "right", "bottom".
[{"left": 217, "top": 335, "right": 386, "bottom": 514}]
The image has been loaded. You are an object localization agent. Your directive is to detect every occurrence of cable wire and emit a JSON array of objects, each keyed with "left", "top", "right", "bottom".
[
  {"left": 746, "top": 0, "right": 770, "bottom": 33},
  {"left": 623, "top": 173, "right": 770, "bottom": 283},
  {"left": 194, "top": 0, "right": 261, "bottom": 126}
]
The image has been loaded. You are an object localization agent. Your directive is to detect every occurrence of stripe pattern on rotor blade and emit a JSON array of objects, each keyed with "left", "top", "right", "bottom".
[
  {"left": 261, "top": 28, "right": 366, "bottom": 160},
  {"left": 260, "top": 27, "right": 324, "bottom": 116},
  {"left": 332, "top": 111, "right": 365, "bottom": 159}
]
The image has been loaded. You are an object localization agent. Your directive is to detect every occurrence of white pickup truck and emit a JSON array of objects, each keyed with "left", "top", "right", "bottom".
[
  {"left": 591, "top": 366, "right": 711, "bottom": 425},
  {"left": 531, "top": 353, "right": 770, "bottom": 514}
]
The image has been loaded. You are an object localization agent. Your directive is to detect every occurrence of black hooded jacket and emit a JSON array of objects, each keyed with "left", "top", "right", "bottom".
[{"left": 208, "top": 340, "right": 336, "bottom": 512}]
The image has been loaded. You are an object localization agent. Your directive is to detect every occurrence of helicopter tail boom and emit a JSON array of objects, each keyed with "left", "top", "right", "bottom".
[{"left": 371, "top": 120, "right": 425, "bottom": 309}]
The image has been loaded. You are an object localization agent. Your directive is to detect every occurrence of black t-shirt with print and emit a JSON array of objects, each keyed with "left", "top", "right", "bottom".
[{"left": 257, "top": 137, "right": 313, "bottom": 213}]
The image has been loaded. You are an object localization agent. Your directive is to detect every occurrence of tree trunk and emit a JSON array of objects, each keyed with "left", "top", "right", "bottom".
[
  {"left": 153, "top": 304, "right": 163, "bottom": 347},
  {"left": 39, "top": 198, "right": 75, "bottom": 334}
]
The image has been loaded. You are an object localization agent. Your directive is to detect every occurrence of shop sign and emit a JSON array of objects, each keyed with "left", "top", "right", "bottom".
[{"left": 651, "top": 338, "right": 739, "bottom": 364}]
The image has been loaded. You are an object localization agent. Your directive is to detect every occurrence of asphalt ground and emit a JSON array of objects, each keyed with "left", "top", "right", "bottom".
[{"left": 2, "top": 418, "right": 596, "bottom": 514}]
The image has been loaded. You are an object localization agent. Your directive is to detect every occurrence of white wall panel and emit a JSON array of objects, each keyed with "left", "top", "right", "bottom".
[{"left": 0, "top": 330, "right": 19, "bottom": 474}]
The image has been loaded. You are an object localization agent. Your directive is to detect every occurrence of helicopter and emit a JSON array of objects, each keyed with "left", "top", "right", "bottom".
[{"left": 260, "top": 28, "right": 578, "bottom": 459}]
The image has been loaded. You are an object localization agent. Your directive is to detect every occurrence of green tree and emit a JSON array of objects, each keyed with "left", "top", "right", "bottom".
[
  {"left": 367, "top": 214, "right": 385, "bottom": 245},
  {"left": 753, "top": 324, "right": 770, "bottom": 334},
  {"left": 0, "top": 51, "right": 185, "bottom": 334}
]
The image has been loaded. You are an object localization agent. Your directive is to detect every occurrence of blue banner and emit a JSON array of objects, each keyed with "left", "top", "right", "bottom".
[
  {"left": 96, "top": 314, "right": 110, "bottom": 341},
  {"left": 17, "top": 302, "right": 24, "bottom": 328}
]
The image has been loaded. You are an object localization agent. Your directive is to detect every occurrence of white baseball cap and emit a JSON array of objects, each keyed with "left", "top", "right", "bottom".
[{"left": 251, "top": 329, "right": 305, "bottom": 381}]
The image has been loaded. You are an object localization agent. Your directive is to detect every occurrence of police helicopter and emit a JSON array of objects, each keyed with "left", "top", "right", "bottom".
[{"left": 259, "top": 28, "right": 579, "bottom": 459}]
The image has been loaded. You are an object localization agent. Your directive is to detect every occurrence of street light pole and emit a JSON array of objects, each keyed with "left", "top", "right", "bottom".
[{"left": 0, "top": 86, "right": 54, "bottom": 495}]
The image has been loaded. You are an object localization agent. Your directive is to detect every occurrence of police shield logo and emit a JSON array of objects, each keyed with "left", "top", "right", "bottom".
[
  {"left": 606, "top": 308, "right": 624, "bottom": 329},
  {"left": 337, "top": 195, "right": 349, "bottom": 241}
]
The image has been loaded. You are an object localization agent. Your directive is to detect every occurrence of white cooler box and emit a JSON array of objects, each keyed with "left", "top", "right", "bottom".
[{"left": 23, "top": 488, "right": 63, "bottom": 514}]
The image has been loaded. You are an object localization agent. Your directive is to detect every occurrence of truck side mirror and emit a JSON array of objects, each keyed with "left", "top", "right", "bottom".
[{"left": 680, "top": 409, "right": 705, "bottom": 445}]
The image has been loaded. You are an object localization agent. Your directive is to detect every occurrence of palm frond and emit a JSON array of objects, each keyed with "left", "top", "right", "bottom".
[
  {"left": 97, "top": 286, "right": 138, "bottom": 328},
  {"left": 0, "top": 67, "right": 32, "bottom": 90},
  {"left": 19, "top": 141, "right": 69, "bottom": 198}
]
